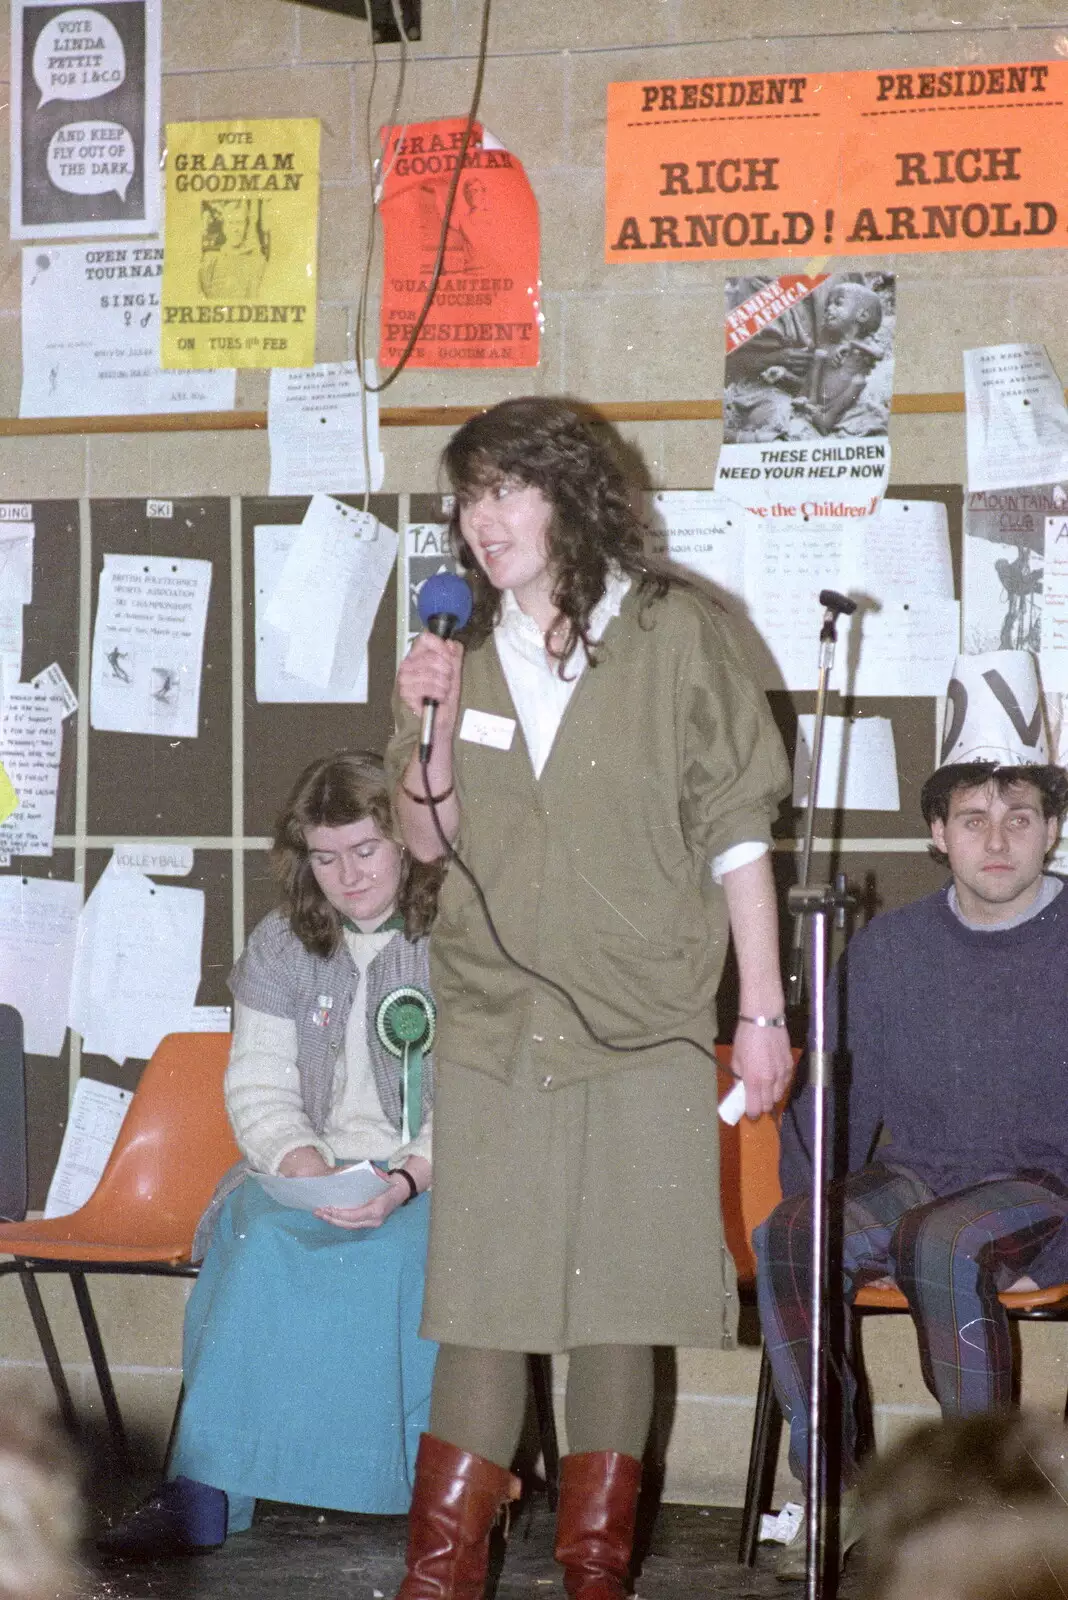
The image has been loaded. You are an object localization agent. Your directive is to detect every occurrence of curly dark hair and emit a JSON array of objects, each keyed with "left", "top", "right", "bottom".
[
  {"left": 441, "top": 396, "right": 672, "bottom": 671},
  {"left": 920, "top": 761, "right": 1068, "bottom": 865},
  {"left": 271, "top": 750, "right": 443, "bottom": 955}
]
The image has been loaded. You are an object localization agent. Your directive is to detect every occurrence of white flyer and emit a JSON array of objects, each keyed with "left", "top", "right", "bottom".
[
  {"left": 262, "top": 496, "right": 396, "bottom": 692},
  {"left": 89, "top": 553, "right": 211, "bottom": 737},
  {"left": 964, "top": 344, "right": 1068, "bottom": 493},
  {"left": 644, "top": 490, "right": 748, "bottom": 604},
  {"left": 1040, "top": 515, "right": 1068, "bottom": 691},
  {"left": 0, "top": 685, "right": 64, "bottom": 856},
  {"left": 68, "top": 861, "right": 205, "bottom": 1066},
  {"left": 0, "top": 875, "right": 82, "bottom": 1056},
  {"left": 10, "top": 0, "right": 161, "bottom": 240},
  {"left": 267, "top": 362, "right": 384, "bottom": 496},
  {"left": 31, "top": 660, "right": 77, "bottom": 717},
  {"left": 44, "top": 1078, "right": 132, "bottom": 1218},
  {"left": 961, "top": 484, "right": 1065, "bottom": 656},
  {"left": 20, "top": 243, "right": 235, "bottom": 417},
  {"left": 254, "top": 525, "right": 368, "bottom": 703},
  {"left": 792, "top": 715, "right": 901, "bottom": 812}
]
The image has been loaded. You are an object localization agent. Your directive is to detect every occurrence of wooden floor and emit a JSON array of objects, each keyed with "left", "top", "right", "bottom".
[{"left": 82, "top": 1497, "right": 865, "bottom": 1600}]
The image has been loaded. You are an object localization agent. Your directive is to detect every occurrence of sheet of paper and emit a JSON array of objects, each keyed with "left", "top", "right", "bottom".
[
  {"left": 43, "top": 1079, "right": 132, "bottom": 1219},
  {"left": 0, "top": 526, "right": 34, "bottom": 604},
  {"left": 253, "top": 1160, "right": 391, "bottom": 1213},
  {"left": 962, "top": 484, "right": 1063, "bottom": 655},
  {"left": 0, "top": 686, "right": 63, "bottom": 857},
  {"left": 267, "top": 362, "right": 384, "bottom": 495},
  {"left": 90, "top": 554, "right": 211, "bottom": 737},
  {"left": 840, "top": 597, "right": 961, "bottom": 696},
  {"left": 743, "top": 521, "right": 846, "bottom": 689},
  {"left": 845, "top": 497, "right": 953, "bottom": 599},
  {"left": 262, "top": 496, "right": 396, "bottom": 692},
  {"left": 10, "top": 0, "right": 161, "bottom": 241},
  {"left": 188, "top": 1005, "right": 231, "bottom": 1031},
  {"left": 0, "top": 876, "right": 81, "bottom": 1056},
  {"left": 793, "top": 714, "right": 900, "bottom": 811},
  {"left": 111, "top": 841, "right": 193, "bottom": 876},
  {"left": 30, "top": 661, "right": 77, "bottom": 718},
  {"left": 19, "top": 244, "right": 236, "bottom": 418},
  {"left": 644, "top": 491, "right": 748, "bottom": 605},
  {"left": 255, "top": 525, "right": 369, "bottom": 703},
  {"left": 964, "top": 344, "right": 1068, "bottom": 492},
  {"left": 1040, "top": 515, "right": 1068, "bottom": 690},
  {"left": 68, "top": 863, "right": 205, "bottom": 1066},
  {"left": 0, "top": 762, "right": 16, "bottom": 825}
]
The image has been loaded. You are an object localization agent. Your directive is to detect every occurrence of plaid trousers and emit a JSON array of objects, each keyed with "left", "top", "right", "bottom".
[{"left": 753, "top": 1162, "right": 1068, "bottom": 1486}]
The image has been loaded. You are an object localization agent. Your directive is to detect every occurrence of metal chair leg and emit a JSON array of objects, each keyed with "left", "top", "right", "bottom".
[
  {"left": 69, "top": 1269, "right": 133, "bottom": 1473},
  {"left": 162, "top": 1381, "right": 185, "bottom": 1477},
  {"left": 738, "top": 1345, "right": 783, "bottom": 1566},
  {"left": 529, "top": 1353, "right": 560, "bottom": 1510},
  {"left": 16, "top": 1266, "right": 79, "bottom": 1433}
]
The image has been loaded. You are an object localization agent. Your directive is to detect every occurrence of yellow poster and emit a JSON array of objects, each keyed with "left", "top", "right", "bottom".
[{"left": 160, "top": 118, "right": 320, "bottom": 369}]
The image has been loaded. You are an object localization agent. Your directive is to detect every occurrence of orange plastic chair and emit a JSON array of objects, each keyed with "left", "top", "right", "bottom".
[
  {"left": 732, "top": 1060, "right": 1068, "bottom": 1566},
  {"left": 0, "top": 1032, "right": 239, "bottom": 1468}
]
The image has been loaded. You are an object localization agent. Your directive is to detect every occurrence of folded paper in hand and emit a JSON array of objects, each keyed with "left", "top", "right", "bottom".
[{"left": 253, "top": 1159, "right": 391, "bottom": 1213}]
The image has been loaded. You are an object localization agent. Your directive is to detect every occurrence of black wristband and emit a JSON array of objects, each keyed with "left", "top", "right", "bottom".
[{"left": 392, "top": 1167, "right": 418, "bottom": 1204}]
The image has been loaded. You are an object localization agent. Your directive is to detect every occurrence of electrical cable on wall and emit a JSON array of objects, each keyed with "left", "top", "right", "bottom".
[{"left": 354, "top": 0, "right": 493, "bottom": 397}]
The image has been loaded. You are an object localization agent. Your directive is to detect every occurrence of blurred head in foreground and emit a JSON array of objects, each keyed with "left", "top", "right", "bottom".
[
  {"left": 859, "top": 1411, "right": 1068, "bottom": 1600},
  {"left": 0, "top": 1402, "right": 81, "bottom": 1600}
]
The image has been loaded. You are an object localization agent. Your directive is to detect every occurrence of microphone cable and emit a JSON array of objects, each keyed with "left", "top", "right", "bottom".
[{"left": 417, "top": 753, "right": 736, "bottom": 1074}]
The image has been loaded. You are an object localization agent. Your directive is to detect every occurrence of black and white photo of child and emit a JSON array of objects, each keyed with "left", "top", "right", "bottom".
[{"left": 723, "top": 272, "right": 895, "bottom": 443}]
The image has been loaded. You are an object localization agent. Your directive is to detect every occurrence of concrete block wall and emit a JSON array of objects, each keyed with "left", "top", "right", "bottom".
[{"left": 2, "top": 1, "right": 1067, "bottom": 1504}]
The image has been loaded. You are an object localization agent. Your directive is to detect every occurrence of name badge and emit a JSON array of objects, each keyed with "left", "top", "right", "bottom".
[{"left": 459, "top": 708, "right": 516, "bottom": 750}]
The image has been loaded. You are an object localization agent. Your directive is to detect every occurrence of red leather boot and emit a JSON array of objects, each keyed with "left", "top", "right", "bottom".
[
  {"left": 553, "top": 1451, "right": 643, "bottom": 1600},
  {"left": 396, "top": 1433, "right": 521, "bottom": 1600}
]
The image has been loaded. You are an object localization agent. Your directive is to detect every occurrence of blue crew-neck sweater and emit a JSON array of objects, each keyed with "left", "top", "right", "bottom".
[{"left": 781, "top": 882, "right": 1068, "bottom": 1285}]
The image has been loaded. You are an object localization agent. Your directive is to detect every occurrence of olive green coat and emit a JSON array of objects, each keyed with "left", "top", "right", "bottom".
[{"left": 387, "top": 585, "right": 789, "bottom": 1350}]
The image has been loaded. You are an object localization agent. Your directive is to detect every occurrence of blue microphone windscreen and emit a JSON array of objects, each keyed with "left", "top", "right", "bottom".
[{"left": 418, "top": 571, "right": 473, "bottom": 629}]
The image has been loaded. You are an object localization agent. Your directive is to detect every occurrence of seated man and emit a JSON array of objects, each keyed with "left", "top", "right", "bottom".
[{"left": 755, "top": 667, "right": 1068, "bottom": 1580}]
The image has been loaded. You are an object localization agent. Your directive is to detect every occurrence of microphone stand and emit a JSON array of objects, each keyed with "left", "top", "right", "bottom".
[
  {"left": 786, "top": 590, "right": 856, "bottom": 1011},
  {"left": 784, "top": 589, "right": 858, "bottom": 1600}
]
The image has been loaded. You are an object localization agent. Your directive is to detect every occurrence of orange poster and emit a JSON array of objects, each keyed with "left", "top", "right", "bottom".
[
  {"left": 379, "top": 118, "right": 540, "bottom": 368},
  {"left": 606, "top": 62, "right": 1068, "bottom": 261}
]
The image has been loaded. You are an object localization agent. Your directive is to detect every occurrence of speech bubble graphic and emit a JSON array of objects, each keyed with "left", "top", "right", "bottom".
[
  {"left": 33, "top": 8, "right": 125, "bottom": 106},
  {"left": 47, "top": 123, "right": 135, "bottom": 201}
]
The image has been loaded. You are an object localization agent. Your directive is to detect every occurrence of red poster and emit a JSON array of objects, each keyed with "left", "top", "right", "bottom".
[{"left": 379, "top": 118, "right": 540, "bottom": 369}]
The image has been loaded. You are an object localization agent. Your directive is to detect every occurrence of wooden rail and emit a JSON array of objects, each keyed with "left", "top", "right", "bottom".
[{"left": 0, "top": 392, "right": 974, "bottom": 438}]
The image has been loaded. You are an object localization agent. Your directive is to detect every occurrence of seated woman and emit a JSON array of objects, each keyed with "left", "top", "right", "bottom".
[{"left": 101, "top": 750, "right": 440, "bottom": 1556}]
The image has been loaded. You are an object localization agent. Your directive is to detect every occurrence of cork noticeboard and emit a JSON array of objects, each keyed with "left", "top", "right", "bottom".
[{"left": 10, "top": 487, "right": 960, "bottom": 1203}]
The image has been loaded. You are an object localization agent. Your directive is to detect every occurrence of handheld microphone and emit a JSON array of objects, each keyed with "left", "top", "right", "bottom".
[{"left": 416, "top": 572, "right": 474, "bottom": 763}]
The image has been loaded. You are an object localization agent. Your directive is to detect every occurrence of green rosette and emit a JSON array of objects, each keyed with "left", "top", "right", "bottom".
[{"left": 375, "top": 986, "right": 435, "bottom": 1142}]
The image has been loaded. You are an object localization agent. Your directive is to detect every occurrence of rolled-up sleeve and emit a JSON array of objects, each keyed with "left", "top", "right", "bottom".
[{"left": 678, "top": 603, "right": 791, "bottom": 864}]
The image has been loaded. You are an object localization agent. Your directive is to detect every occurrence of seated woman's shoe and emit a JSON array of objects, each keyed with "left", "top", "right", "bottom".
[{"left": 97, "top": 1476, "right": 228, "bottom": 1558}]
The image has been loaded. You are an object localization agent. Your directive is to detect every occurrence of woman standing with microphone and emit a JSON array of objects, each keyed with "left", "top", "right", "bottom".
[{"left": 388, "top": 396, "right": 792, "bottom": 1600}]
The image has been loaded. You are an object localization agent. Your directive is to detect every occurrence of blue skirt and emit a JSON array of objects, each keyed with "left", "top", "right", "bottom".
[{"left": 170, "top": 1179, "right": 437, "bottom": 1519}]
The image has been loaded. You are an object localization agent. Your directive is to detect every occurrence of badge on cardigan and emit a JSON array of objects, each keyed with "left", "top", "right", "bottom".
[
  {"left": 459, "top": 708, "right": 516, "bottom": 749},
  {"left": 376, "top": 987, "right": 436, "bottom": 1143}
]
